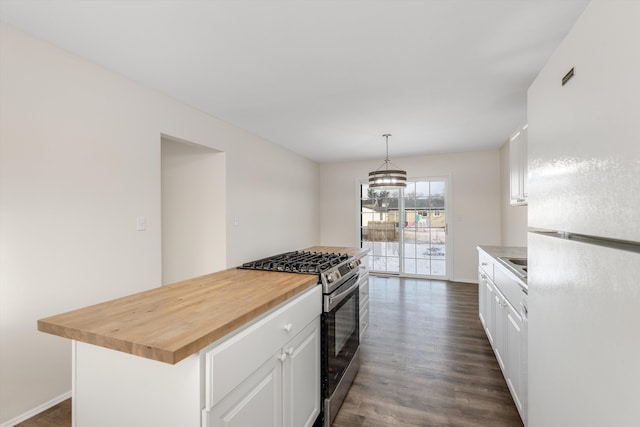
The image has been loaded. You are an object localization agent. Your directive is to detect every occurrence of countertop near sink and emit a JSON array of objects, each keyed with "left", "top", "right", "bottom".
[
  {"left": 477, "top": 245, "right": 528, "bottom": 289},
  {"left": 477, "top": 245, "right": 527, "bottom": 261},
  {"left": 38, "top": 268, "right": 319, "bottom": 365}
]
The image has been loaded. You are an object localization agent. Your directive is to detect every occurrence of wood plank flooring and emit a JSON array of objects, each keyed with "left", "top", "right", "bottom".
[
  {"left": 332, "top": 275, "right": 523, "bottom": 427},
  {"left": 18, "top": 276, "right": 521, "bottom": 427},
  {"left": 16, "top": 398, "right": 70, "bottom": 427}
]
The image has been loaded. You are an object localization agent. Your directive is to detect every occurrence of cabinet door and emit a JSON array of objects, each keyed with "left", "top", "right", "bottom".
[
  {"left": 359, "top": 272, "right": 370, "bottom": 339},
  {"left": 509, "top": 132, "right": 523, "bottom": 202},
  {"left": 492, "top": 289, "right": 506, "bottom": 371},
  {"left": 506, "top": 303, "right": 524, "bottom": 416},
  {"left": 283, "top": 318, "right": 321, "bottom": 427},
  {"left": 510, "top": 127, "right": 528, "bottom": 205},
  {"left": 478, "top": 270, "right": 488, "bottom": 330},
  {"left": 483, "top": 274, "right": 495, "bottom": 346},
  {"left": 521, "top": 129, "right": 528, "bottom": 199},
  {"left": 207, "top": 354, "right": 282, "bottom": 427}
]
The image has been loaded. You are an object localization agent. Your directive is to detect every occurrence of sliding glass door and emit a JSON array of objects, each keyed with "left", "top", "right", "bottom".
[
  {"left": 360, "top": 178, "right": 449, "bottom": 278},
  {"left": 360, "top": 187, "right": 401, "bottom": 273}
]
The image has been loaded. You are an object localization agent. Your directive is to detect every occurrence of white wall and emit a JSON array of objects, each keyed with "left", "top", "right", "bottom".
[
  {"left": 319, "top": 150, "right": 501, "bottom": 283},
  {"left": 161, "top": 137, "right": 226, "bottom": 285},
  {"left": 0, "top": 23, "right": 319, "bottom": 425},
  {"left": 500, "top": 141, "right": 528, "bottom": 246}
]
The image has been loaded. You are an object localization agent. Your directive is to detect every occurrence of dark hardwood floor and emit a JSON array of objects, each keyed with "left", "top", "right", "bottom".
[
  {"left": 332, "top": 275, "right": 523, "bottom": 427},
  {"left": 19, "top": 276, "right": 521, "bottom": 427},
  {"left": 16, "top": 398, "right": 70, "bottom": 427}
]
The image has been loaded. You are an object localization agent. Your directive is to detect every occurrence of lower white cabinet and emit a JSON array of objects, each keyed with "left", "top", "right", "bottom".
[
  {"left": 207, "top": 319, "right": 320, "bottom": 427},
  {"left": 506, "top": 300, "right": 524, "bottom": 415},
  {"left": 203, "top": 285, "right": 321, "bottom": 427},
  {"left": 477, "top": 248, "right": 527, "bottom": 425},
  {"left": 208, "top": 351, "right": 282, "bottom": 427},
  {"left": 283, "top": 319, "right": 321, "bottom": 427},
  {"left": 492, "top": 285, "right": 507, "bottom": 372},
  {"left": 358, "top": 268, "right": 370, "bottom": 340},
  {"left": 478, "top": 269, "right": 495, "bottom": 346}
]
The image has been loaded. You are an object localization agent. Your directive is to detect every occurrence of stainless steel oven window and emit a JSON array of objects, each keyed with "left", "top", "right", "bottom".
[{"left": 334, "top": 296, "right": 356, "bottom": 356}]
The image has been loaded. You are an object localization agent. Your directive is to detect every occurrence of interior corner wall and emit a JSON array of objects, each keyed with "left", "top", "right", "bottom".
[
  {"left": 499, "top": 141, "right": 528, "bottom": 247},
  {"left": 0, "top": 23, "right": 319, "bottom": 424},
  {"left": 319, "top": 149, "right": 502, "bottom": 283}
]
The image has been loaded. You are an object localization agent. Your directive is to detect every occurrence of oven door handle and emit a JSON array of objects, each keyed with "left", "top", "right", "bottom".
[{"left": 326, "top": 277, "right": 359, "bottom": 312}]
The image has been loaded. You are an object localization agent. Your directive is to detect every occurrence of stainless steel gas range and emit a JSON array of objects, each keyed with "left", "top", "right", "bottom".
[{"left": 239, "top": 251, "right": 361, "bottom": 426}]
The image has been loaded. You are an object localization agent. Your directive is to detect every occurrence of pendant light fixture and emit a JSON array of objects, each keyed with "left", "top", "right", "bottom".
[{"left": 368, "top": 134, "right": 407, "bottom": 189}]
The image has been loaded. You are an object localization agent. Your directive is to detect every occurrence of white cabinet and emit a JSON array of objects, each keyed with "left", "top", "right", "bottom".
[
  {"left": 208, "top": 350, "right": 282, "bottom": 427},
  {"left": 358, "top": 254, "right": 370, "bottom": 340},
  {"left": 506, "top": 301, "right": 524, "bottom": 416},
  {"left": 491, "top": 283, "right": 525, "bottom": 417},
  {"left": 478, "top": 251, "right": 495, "bottom": 344},
  {"left": 509, "top": 125, "right": 528, "bottom": 205},
  {"left": 207, "top": 319, "right": 320, "bottom": 427},
  {"left": 478, "top": 269, "right": 493, "bottom": 344},
  {"left": 204, "top": 286, "right": 321, "bottom": 427},
  {"left": 477, "top": 248, "right": 527, "bottom": 425},
  {"left": 283, "top": 319, "right": 321, "bottom": 427},
  {"left": 491, "top": 285, "right": 508, "bottom": 372}
]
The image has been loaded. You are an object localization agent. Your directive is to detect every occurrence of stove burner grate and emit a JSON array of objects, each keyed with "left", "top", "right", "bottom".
[{"left": 240, "top": 251, "right": 350, "bottom": 275}]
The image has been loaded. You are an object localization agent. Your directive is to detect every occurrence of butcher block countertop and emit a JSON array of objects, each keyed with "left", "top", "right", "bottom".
[{"left": 38, "top": 268, "right": 319, "bottom": 365}]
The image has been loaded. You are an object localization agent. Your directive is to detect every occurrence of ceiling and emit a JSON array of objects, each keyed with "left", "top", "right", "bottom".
[{"left": 0, "top": 0, "right": 589, "bottom": 163}]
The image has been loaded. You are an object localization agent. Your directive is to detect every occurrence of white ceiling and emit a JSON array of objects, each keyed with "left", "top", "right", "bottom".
[{"left": 0, "top": 0, "right": 589, "bottom": 163}]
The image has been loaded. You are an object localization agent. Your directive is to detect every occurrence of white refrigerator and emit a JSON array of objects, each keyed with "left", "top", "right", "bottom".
[{"left": 527, "top": 1, "right": 640, "bottom": 426}]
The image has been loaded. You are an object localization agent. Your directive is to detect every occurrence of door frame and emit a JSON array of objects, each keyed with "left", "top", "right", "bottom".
[{"left": 356, "top": 175, "right": 452, "bottom": 280}]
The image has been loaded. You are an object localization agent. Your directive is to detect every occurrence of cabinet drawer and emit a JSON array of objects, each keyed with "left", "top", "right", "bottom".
[
  {"left": 359, "top": 305, "right": 369, "bottom": 339},
  {"left": 479, "top": 251, "right": 494, "bottom": 280},
  {"left": 205, "top": 285, "right": 321, "bottom": 409},
  {"left": 494, "top": 267, "right": 523, "bottom": 311},
  {"left": 359, "top": 278, "right": 369, "bottom": 308},
  {"left": 359, "top": 293, "right": 369, "bottom": 313}
]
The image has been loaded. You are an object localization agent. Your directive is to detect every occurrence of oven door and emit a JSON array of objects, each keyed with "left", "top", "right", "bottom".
[{"left": 322, "top": 274, "right": 360, "bottom": 398}]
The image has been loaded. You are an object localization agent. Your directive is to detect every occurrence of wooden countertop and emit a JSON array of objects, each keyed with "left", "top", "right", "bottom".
[
  {"left": 302, "top": 245, "right": 370, "bottom": 259},
  {"left": 38, "top": 268, "right": 319, "bottom": 365}
]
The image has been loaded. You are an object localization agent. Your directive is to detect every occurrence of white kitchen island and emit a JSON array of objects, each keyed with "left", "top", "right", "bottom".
[{"left": 39, "top": 268, "right": 321, "bottom": 427}]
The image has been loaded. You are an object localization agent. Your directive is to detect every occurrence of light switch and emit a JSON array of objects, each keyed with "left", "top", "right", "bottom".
[{"left": 136, "top": 216, "right": 146, "bottom": 231}]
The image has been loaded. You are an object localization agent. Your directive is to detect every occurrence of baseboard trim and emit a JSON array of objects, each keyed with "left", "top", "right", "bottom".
[{"left": 0, "top": 390, "right": 71, "bottom": 427}]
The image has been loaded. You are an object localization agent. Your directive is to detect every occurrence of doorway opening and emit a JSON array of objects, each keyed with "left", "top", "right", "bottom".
[{"left": 161, "top": 134, "right": 226, "bottom": 285}]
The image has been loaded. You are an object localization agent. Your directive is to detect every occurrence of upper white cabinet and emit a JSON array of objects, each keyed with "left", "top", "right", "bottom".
[{"left": 509, "top": 125, "right": 528, "bottom": 205}]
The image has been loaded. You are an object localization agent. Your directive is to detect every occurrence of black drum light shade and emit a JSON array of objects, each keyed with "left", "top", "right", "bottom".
[{"left": 368, "top": 134, "right": 407, "bottom": 189}]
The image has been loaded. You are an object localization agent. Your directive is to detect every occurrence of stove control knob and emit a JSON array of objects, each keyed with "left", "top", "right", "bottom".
[{"left": 327, "top": 273, "right": 335, "bottom": 283}]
